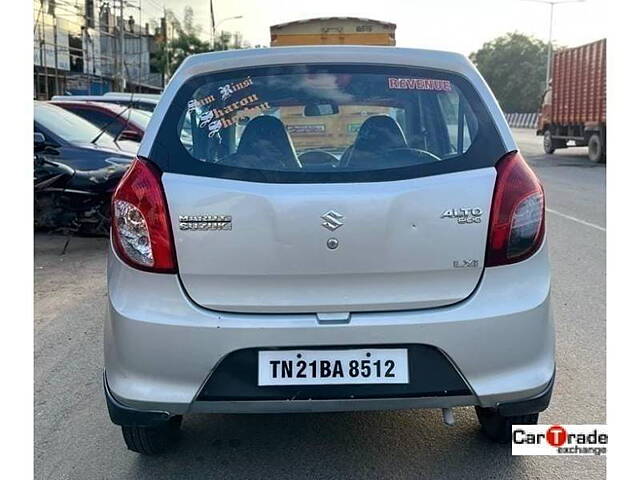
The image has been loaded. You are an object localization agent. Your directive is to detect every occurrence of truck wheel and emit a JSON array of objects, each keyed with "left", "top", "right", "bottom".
[
  {"left": 543, "top": 131, "right": 555, "bottom": 154},
  {"left": 588, "top": 133, "right": 605, "bottom": 163},
  {"left": 121, "top": 416, "right": 182, "bottom": 455},
  {"left": 475, "top": 407, "right": 538, "bottom": 444}
]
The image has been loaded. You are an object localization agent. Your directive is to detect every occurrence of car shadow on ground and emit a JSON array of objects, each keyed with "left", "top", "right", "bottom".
[{"left": 125, "top": 409, "right": 528, "bottom": 480}]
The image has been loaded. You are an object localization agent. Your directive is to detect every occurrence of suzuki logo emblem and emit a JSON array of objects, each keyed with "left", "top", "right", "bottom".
[{"left": 321, "top": 210, "right": 344, "bottom": 231}]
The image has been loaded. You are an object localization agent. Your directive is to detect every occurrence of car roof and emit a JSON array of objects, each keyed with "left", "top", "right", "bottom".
[
  {"left": 51, "top": 94, "right": 159, "bottom": 105},
  {"left": 50, "top": 100, "right": 127, "bottom": 114},
  {"left": 35, "top": 100, "right": 60, "bottom": 108},
  {"left": 170, "top": 45, "right": 474, "bottom": 81},
  {"left": 103, "top": 92, "right": 161, "bottom": 100},
  {"left": 139, "top": 45, "right": 515, "bottom": 156}
]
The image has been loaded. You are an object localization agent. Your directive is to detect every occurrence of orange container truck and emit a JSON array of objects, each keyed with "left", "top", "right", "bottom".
[
  {"left": 270, "top": 17, "right": 396, "bottom": 47},
  {"left": 537, "top": 39, "right": 606, "bottom": 163}
]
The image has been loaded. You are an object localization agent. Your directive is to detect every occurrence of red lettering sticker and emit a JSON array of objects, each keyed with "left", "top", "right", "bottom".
[{"left": 388, "top": 77, "right": 452, "bottom": 92}]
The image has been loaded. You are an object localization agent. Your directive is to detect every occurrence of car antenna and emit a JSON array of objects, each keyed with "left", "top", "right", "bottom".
[
  {"left": 121, "top": 62, "right": 135, "bottom": 143},
  {"left": 91, "top": 63, "right": 136, "bottom": 146},
  {"left": 90, "top": 104, "right": 131, "bottom": 145}
]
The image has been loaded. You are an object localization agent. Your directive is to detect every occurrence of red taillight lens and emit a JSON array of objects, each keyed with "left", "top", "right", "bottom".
[
  {"left": 111, "top": 157, "right": 177, "bottom": 273},
  {"left": 486, "top": 151, "right": 545, "bottom": 267}
]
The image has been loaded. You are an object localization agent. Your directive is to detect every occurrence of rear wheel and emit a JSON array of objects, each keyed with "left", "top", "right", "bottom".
[
  {"left": 543, "top": 130, "right": 555, "bottom": 154},
  {"left": 475, "top": 407, "right": 538, "bottom": 444},
  {"left": 588, "top": 133, "right": 606, "bottom": 163},
  {"left": 121, "top": 416, "right": 183, "bottom": 455}
]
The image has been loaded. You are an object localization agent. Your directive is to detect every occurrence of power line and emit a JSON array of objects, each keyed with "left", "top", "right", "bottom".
[{"left": 142, "top": 0, "right": 164, "bottom": 13}]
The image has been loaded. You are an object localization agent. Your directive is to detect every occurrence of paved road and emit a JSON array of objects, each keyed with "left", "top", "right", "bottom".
[{"left": 34, "top": 129, "right": 605, "bottom": 479}]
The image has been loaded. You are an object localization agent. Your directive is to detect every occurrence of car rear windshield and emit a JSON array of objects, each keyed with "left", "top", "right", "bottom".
[
  {"left": 124, "top": 108, "right": 152, "bottom": 129},
  {"left": 35, "top": 102, "right": 116, "bottom": 149},
  {"left": 150, "top": 64, "right": 505, "bottom": 183}
]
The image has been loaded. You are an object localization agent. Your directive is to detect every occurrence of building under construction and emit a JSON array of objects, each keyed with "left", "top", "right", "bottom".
[{"left": 33, "top": 0, "right": 164, "bottom": 99}]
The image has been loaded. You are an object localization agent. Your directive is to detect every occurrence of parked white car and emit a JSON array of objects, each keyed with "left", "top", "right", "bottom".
[{"left": 104, "top": 46, "right": 554, "bottom": 454}]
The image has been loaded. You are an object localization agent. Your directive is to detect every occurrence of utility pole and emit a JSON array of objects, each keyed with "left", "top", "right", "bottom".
[
  {"left": 210, "top": 0, "right": 215, "bottom": 49},
  {"left": 119, "top": 0, "right": 126, "bottom": 91},
  {"left": 40, "top": 0, "right": 49, "bottom": 100},
  {"left": 52, "top": 6, "right": 60, "bottom": 96},
  {"left": 139, "top": 2, "right": 143, "bottom": 92},
  {"left": 162, "top": 6, "right": 168, "bottom": 86},
  {"left": 522, "top": 0, "right": 586, "bottom": 86},
  {"left": 545, "top": 3, "right": 553, "bottom": 85}
]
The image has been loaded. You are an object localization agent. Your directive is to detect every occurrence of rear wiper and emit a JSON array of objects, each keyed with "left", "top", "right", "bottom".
[{"left": 90, "top": 105, "right": 131, "bottom": 145}]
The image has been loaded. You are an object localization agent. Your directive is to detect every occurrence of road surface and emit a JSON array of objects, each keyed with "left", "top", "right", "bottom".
[{"left": 34, "top": 129, "right": 605, "bottom": 479}]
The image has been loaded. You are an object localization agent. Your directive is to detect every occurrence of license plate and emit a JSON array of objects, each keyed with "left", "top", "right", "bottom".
[{"left": 258, "top": 348, "right": 409, "bottom": 386}]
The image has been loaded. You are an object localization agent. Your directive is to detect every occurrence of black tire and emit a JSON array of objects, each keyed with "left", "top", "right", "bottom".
[
  {"left": 121, "top": 416, "right": 183, "bottom": 455},
  {"left": 543, "top": 130, "right": 555, "bottom": 154},
  {"left": 588, "top": 133, "right": 606, "bottom": 163},
  {"left": 475, "top": 407, "right": 538, "bottom": 444}
]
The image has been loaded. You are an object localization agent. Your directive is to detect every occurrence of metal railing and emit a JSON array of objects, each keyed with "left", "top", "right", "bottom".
[{"left": 504, "top": 112, "right": 540, "bottom": 129}]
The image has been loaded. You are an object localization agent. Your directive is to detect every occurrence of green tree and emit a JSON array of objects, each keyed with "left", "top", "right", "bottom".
[{"left": 469, "top": 32, "right": 548, "bottom": 113}]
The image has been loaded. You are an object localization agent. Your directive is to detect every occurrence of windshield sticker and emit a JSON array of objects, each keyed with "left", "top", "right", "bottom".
[
  {"left": 196, "top": 97, "right": 272, "bottom": 137},
  {"left": 388, "top": 77, "right": 452, "bottom": 92},
  {"left": 198, "top": 109, "right": 216, "bottom": 128},
  {"left": 188, "top": 95, "right": 216, "bottom": 113},
  {"left": 187, "top": 77, "right": 253, "bottom": 113},
  {"left": 218, "top": 77, "right": 253, "bottom": 101},
  {"left": 206, "top": 119, "right": 223, "bottom": 137},
  {"left": 211, "top": 102, "right": 271, "bottom": 135},
  {"left": 219, "top": 84, "right": 234, "bottom": 101},
  {"left": 211, "top": 94, "right": 261, "bottom": 118},
  {"left": 188, "top": 76, "right": 271, "bottom": 139}
]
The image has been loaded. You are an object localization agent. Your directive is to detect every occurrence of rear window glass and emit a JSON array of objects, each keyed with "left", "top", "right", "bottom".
[
  {"left": 152, "top": 64, "right": 505, "bottom": 183},
  {"left": 127, "top": 109, "right": 153, "bottom": 129},
  {"left": 34, "top": 102, "right": 116, "bottom": 149}
]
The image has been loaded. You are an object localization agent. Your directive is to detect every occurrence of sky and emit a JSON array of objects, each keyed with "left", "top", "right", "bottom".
[{"left": 157, "top": 0, "right": 608, "bottom": 54}]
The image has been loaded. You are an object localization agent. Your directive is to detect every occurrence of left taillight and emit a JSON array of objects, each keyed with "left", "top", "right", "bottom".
[{"left": 111, "top": 157, "right": 177, "bottom": 273}]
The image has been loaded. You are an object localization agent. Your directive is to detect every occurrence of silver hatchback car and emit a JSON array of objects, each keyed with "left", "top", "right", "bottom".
[{"left": 104, "top": 46, "right": 554, "bottom": 454}]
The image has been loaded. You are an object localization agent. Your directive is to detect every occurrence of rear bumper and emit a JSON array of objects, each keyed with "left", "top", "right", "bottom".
[
  {"left": 104, "top": 369, "right": 555, "bottom": 425},
  {"left": 496, "top": 367, "right": 554, "bottom": 416},
  {"left": 104, "top": 239, "right": 554, "bottom": 417}
]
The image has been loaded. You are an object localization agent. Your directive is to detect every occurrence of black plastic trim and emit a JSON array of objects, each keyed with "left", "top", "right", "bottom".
[
  {"left": 496, "top": 368, "right": 555, "bottom": 416},
  {"left": 103, "top": 371, "right": 171, "bottom": 427},
  {"left": 196, "top": 344, "right": 472, "bottom": 402}
]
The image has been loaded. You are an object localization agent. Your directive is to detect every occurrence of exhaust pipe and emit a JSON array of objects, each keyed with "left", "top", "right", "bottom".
[{"left": 442, "top": 407, "right": 455, "bottom": 426}]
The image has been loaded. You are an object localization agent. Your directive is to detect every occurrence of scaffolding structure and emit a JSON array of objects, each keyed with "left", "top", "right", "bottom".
[{"left": 33, "top": 0, "right": 165, "bottom": 99}]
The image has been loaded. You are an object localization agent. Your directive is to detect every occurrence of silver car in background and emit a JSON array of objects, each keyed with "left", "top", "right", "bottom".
[{"left": 104, "top": 46, "right": 554, "bottom": 454}]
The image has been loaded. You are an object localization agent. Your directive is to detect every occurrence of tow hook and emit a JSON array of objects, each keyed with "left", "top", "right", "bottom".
[{"left": 442, "top": 407, "right": 455, "bottom": 426}]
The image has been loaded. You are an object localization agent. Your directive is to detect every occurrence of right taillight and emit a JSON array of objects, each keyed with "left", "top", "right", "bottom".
[
  {"left": 111, "top": 157, "right": 177, "bottom": 273},
  {"left": 486, "top": 151, "right": 545, "bottom": 267}
]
